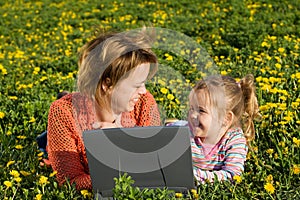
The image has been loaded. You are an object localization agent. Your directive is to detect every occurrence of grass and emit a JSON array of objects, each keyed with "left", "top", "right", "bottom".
[{"left": 0, "top": 0, "right": 299, "bottom": 199}]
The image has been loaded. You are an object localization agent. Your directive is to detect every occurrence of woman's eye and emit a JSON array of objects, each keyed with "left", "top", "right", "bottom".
[{"left": 135, "top": 83, "right": 144, "bottom": 88}]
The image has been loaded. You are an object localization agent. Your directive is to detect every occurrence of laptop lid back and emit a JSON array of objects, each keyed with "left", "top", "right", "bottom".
[{"left": 83, "top": 126, "right": 195, "bottom": 197}]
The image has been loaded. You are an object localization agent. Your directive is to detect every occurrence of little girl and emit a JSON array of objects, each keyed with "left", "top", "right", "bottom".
[
  {"left": 167, "top": 74, "right": 260, "bottom": 183},
  {"left": 189, "top": 74, "right": 261, "bottom": 183}
]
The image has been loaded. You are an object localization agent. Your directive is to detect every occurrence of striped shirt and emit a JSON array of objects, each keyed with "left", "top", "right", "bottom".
[{"left": 192, "top": 127, "right": 248, "bottom": 184}]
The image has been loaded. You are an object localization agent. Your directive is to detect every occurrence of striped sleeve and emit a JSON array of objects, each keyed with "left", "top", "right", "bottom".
[{"left": 193, "top": 128, "right": 248, "bottom": 183}]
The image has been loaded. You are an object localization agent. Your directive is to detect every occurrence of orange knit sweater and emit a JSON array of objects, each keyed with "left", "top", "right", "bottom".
[{"left": 47, "top": 91, "right": 161, "bottom": 191}]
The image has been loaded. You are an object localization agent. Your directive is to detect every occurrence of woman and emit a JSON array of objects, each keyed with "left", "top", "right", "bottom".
[{"left": 47, "top": 28, "right": 161, "bottom": 190}]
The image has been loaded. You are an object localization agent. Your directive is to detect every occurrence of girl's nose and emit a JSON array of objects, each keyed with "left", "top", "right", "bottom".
[{"left": 190, "top": 111, "right": 198, "bottom": 120}]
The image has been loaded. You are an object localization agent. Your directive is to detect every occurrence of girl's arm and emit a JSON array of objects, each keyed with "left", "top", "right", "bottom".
[{"left": 193, "top": 131, "right": 248, "bottom": 183}]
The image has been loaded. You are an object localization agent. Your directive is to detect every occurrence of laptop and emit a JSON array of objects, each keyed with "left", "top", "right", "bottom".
[{"left": 82, "top": 126, "right": 196, "bottom": 198}]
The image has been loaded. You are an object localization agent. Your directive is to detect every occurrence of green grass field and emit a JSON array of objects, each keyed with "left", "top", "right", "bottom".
[{"left": 0, "top": 0, "right": 299, "bottom": 199}]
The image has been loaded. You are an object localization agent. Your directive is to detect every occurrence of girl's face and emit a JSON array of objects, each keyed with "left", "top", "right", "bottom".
[
  {"left": 188, "top": 89, "right": 223, "bottom": 144},
  {"left": 110, "top": 63, "right": 150, "bottom": 114}
]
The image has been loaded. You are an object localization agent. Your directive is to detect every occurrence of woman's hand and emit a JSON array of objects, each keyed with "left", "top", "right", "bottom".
[{"left": 92, "top": 121, "right": 118, "bottom": 129}]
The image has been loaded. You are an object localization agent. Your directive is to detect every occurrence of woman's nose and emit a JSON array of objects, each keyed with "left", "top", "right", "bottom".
[{"left": 138, "top": 84, "right": 147, "bottom": 94}]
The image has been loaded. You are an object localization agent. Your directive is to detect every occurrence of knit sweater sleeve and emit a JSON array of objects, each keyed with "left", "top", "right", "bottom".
[
  {"left": 193, "top": 129, "right": 248, "bottom": 183},
  {"left": 131, "top": 91, "right": 161, "bottom": 126},
  {"left": 47, "top": 97, "right": 92, "bottom": 191}
]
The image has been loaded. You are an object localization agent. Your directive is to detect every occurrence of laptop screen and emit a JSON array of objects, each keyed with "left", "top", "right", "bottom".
[{"left": 83, "top": 126, "right": 195, "bottom": 197}]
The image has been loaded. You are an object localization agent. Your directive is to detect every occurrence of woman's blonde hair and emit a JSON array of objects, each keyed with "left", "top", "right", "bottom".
[
  {"left": 77, "top": 28, "right": 158, "bottom": 108},
  {"left": 193, "top": 74, "right": 261, "bottom": 142}
]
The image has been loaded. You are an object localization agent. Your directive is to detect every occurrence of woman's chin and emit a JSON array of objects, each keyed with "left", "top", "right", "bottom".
[{"left": 126, "top": 105, "right": 135, "bottom": 112}]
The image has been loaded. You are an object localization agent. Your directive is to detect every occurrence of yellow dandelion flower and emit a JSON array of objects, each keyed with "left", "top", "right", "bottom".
[
  {"left": 291, "top": 102, "right": 300, "bottom": 109},
  {"left": 292, "top": 165, "right": 300, "bottom": 175},
  {"left": 6, "top": 160, "right": 15, "bottom": 167},
  {"left": 29, "top": 117, "right": 36, "bottom": 123},
  {"left": 283, "top": 115, "right": 292, "bottom": 122},
  {"left": 164, "top": 53, "right": 173, "bottom": 61},
  {"left": 190, "top": 189, "right": 197, "bottom": 195},
  {"left": 6, "top": 130, "right": 12, "bottom": 136},
  {"left": 278, "top": 141, "right": 285, "bottom": 147},
  {"left": 8, "top": 96, "right": 18, "bottom": 100},
  {"left": 0, "top": 111, "right": 5, "bottom": 119},
  {"left": 265, "top": 174, "right": 273, "bottom": 182},
  {"left": 27, "top": 83, "right": 33, "bottom": 88},
  {"left": 15, "top": 145, "right": 23, "bottom": 149},
  {"left": 192, "top": 193, "right": 199, "bottom": 198},
  {"left": 34, "top": 67, "right": 40, "bottom": 72},
  {"left": 20, "top": 170, "right": 31, "bottom": 176},
  {"left": 261, "top": 41, "right": 269, "bottom": 47},
  {"left": 17, "top": 135, "right": 26, "bottom": 139},
  {"left": 50, "top": 171, "right": 57, "bottom": 177},
  {"left": 264, "top": 182, "right": 275, "bottom": 194},
  {"left": 167, "top": 94, "right": 175, "bottom": 100},
  {"left": 220, "top": 70, "right": 227, "bottom": 75},
  {"left": 283, "top": 147, "right": 289, "bottom": 154},
  {"left": 269, "top": 36, "right": 276, "bottom": 41},
  {"left": 233, "top": 175, "right": 242, "bottom": 184},
  {"left": 39, "top": 175, "right": 49, "bottom": 185},
  {"left": 81, "top": 189, "right": 92, "bottom": 198},
  {"left": 157, "top": 79, "right": 166, "bottom": 86},
  {"left": 160, "top": 88, "right": 168, "bottom": 94},
  {"left": 266, "top": 149, "right": 274, "bottom": 155},
  {"left": 292, "top": 137, "right": 300, "bottom": 147},
  {"left": 4, "top": 180, "right": 13, "bottom": 188},
  {"left": 175, "top": 98, "right": 180, "bottom": 105},
  {"left": 40, "top": 76, "right": 47, "bottom": 82},
  {"left": 37, "top": 152, "right": 44, "bottom": 157},
  {"left": 35, "top": 194, "right": 43, "bottom": 200},
  {"left": 278, "top": 47, "right": 285, "bottom": 53},
  {"left": 14, "top": 177, "right": 22, "bottom": 183},
  {"left": 275, "top": 63, "right": 282, "bottom": 69},
  {"left": 175, "top": 192, "right": 183, "bottom": 198},
  {"left": 10, "top": 170, "right": 20, "bottom": 178}
]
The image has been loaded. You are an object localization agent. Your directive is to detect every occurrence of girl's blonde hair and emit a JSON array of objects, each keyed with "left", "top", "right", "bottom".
[
  {"left": 77, "top": 27, "right": 158, "bottom": 108},
  {"left": 193, "top": 74, "right": 261, "bottom": 142}
]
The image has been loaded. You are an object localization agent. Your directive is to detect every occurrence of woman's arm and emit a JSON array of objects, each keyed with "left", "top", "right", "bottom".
[
  {"left": 193, "top": 131, "right": 248, "bottom": 183},
  {"left": 132, "top": 91, "right": 161, "bottom": 126},
  {"left": 47, "top": 99, "right": 92, "bottom": 190}
]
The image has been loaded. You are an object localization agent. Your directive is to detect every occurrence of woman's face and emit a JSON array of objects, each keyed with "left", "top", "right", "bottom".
[
  {"left": 110, "top": 63, "right": 150, "bottom": 114},
  {"left": 188, "top": 89, "right": 223, "bottom": 144}
]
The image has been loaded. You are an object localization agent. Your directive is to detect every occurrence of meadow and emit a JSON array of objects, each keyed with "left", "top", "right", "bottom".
[{"left": 0, "top": 0, "right": 299, "bottom": 199}]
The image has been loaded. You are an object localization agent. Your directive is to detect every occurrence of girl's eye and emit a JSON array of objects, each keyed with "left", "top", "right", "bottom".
[
  {"left": 198, "top": 108, "right": 208, "bottom": 114},
  {"left": 198, "top": 108, "right": 205, "bottom": 113}
]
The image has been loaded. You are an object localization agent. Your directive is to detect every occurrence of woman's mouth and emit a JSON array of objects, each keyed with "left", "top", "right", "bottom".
[{"left": 132, "top": 97, "right": 139, "bottom": 103}]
